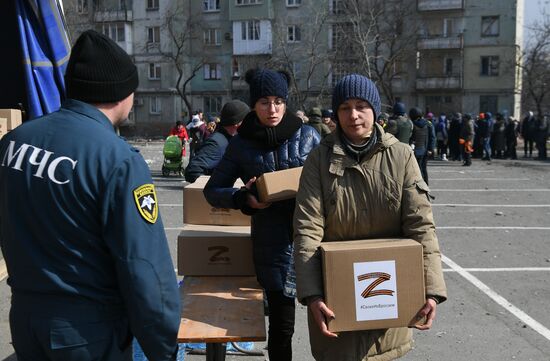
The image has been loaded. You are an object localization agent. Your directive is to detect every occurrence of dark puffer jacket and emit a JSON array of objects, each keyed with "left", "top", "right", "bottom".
[{"left": 203, "top": 111, "right": 320, "bottom": 291}]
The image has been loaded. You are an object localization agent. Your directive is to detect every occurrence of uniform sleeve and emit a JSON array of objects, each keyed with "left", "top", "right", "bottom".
[
  {"left": 400, "top": 151, "right": 447, "bottom": 302},
  {"left": 293, "top": 146, "right": 326, "bottom": 305},
  {"left": 184, "top": 138, "right": 220, "bottom": 183},
  {"left": 102, "top": 153, "right": 180, "bottom": 361}
]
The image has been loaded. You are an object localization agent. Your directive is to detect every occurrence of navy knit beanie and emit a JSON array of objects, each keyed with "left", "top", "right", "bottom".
[
  {"left": 245, "top": 69, "right": 290, "bottom": 106},
  {"left": 393, "top": 102, "right": 406, "bottom": 116},
  {"left": 65, "top": 30, "right": 138, "bottom": 103},
  {"left": 332, "top": 74, "right": 381, "bottom": 121}
]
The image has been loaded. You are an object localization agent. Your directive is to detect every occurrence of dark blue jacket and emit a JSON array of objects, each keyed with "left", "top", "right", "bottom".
[
  {"left": 0, "top": 100, "right": 179, "bottom": 360},
  {"left": 184, "top": 126, "right": 231, "bottom": 183},
  {"left": 203, "top": 114, "right": 320, "bottom": 292}
]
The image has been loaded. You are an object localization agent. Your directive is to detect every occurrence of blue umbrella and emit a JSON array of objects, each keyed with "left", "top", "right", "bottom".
[{"left": 15, "top": 0, "right": 70, "bottom": 119}]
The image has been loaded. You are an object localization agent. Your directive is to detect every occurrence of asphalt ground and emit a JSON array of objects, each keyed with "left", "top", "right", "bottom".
[{"left": 0, "top": 141, "right": 549, "bottom": 360}]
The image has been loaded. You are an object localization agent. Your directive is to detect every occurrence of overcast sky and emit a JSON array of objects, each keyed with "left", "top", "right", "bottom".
[{"left": 523, "top": 0, "right": 548, "bottom": 37}]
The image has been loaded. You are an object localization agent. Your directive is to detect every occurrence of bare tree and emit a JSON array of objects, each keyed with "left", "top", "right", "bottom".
[
  {"left": 520, "top": 13, "right": 550, "bottom": 117},
  {"left": 269, "top": 3, "right": 333, "bottom": 111},
  {"left": 161, "top": 3, "right": 207, "bottom": 117},
  {"left": 335, "top": 0, "right": 418, "bottom": 106}
]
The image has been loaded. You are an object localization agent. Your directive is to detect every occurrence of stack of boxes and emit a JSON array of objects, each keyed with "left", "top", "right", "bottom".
[
  {"left": 178, "top": 176, "right": 254, "bottom": 276},
  {"left": 0, "top": 109, "right": 23, "bottom": 140}
]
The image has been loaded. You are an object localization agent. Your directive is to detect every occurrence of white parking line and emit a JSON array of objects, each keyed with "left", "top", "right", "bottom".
[
  {"left": 443, "top": 267, "right": 550, "bottom": 272},
  {"left": 442, "top": 255, "right": 550, "bottom": 341},
  {"left": 431, "top": 189, "right": 550, "bottom": 192},
  {"left": 431, "top": 178, "right": 529, "bottom": 181},
  {"left": 433, "top": 204, "right": 550, "bottom": 208},
  {"left": 438, "top": 226, "right": 550, "bottom": 230},
  {"left": 431, "top": 170, "right": 495, "bottom": 173}
]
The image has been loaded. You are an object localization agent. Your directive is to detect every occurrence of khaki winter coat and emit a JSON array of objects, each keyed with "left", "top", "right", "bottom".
[{"left": 293, "top": 124, "right": 447, "bottom": 361}]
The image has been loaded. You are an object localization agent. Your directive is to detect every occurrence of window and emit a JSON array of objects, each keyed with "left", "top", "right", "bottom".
[
  {"left": 149, "top": 97, "right": 161, "bottom": 114},
  {"left": 331, "top": 62, "right": 354, "bottom": 87},
  {"left": 330, "top": 0, "right": 345, "bottom": 15},
  {"left": 203, "top": 0, "right": 220, "bottom": 11},
  {"left": 287, "top": 26, "right": 301, "bottom": 43},
  {"left": 330, "top": 23, "right": 351, "bottom": 51},
  {"left": 204, "top": 29, "right": 221, "bottom": 46},
  {"left": 236, "top": 0, "right": 262, "bottom": 5},
  {"left": 287, "top": 0, "right": 301, "bottom": 6},
  {"left": 481, "top": 56, "right": 499, "bottom": 76},
  {"left": 147, "top": 27, "right": 160, "bottom": 44},
  {"left": 444, "top": 58, "right": 453, "bottom": 75},
  {"left": 148, "top": 63, "right": 161, "bottom": 80},
  {"left": 232, "top": 57, "right": 241, "bottom": 78},
  {"left": 204, "top": 63, "right": 222, "bottom": 80},
  {"left": 147, "top": 0, "right": 159, "bottom": 10},
  {"left": 480, "top": 95, "right": 498, "bottom": 114},
  {"left": 102, "top": 23, "right": 125, "bottom": 42},
  {"left": 77, "top": 0, "right": 88, "bottom": 14},
  {"left": 204, "top": 96, "right": 222, "bottom": 114},
  {"left": 481, "top": 16, "right": 499, "bottom": 37},
  {"left": 241, "top": 20, "right": 260, "bottom": 40}
]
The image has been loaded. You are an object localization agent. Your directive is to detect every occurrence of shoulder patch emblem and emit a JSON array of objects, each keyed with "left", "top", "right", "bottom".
[{"left": 133, "top": 184, "right": 158, "bottom": 224}]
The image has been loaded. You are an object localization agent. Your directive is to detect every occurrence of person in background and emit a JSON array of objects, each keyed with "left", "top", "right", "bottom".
[
  {"left": 433, "top": 113, "right": 448, "bottom": 161},
  {"left": 535, "top": 114, "right": 548, "bottom": 160},
  {"left": 387, "top": 102, "right": 414, "bottom": 144},
  {"left": 410, "top": 107, "right": 434, "bottom": 185},
  {"left": 187, "top": 112, "right": 208, "bottom": 158},
  {"left": 520, "top": 111, "right": 536, "bottom": 158},
  {"left": 203, "top": 68, "right": 320, "bottom": 361},
  {"left": 459, "top": 113, "right": 475, "bottom": 166},
  {"left": 321, "top": 109, "right": 336, "bottom": 132},
  {"left": 0, "top": 30, "right": 179, "bottom": 361},
  {"left": 296, "top": 110, "right": 309, "bottom": 123},
  {"left": 505, "top": 116, "right": 519, "bottom": 160},
  {"left": 492, "top": 113, "right": 507, "bottom": 159},
  {"left": 377, "top": 111, "right": 389, "bottom": 128},
  {"left": 448, "top": 112, "right": 463, "bottom": 161},
  {"left": 170, "top": 120, "right": 189, "bottom": 143},
  {"left": 293, "top": 73, "right": 447, "bottom": 361},
  {"left": 184, "top": 100, "right": 250, "bottom": 183},
  {"left": 307, "top": 107, "right": 332, "bottom": 138},
  {"left": 476, "top": 112, "right": 492, "bottom": 161}
]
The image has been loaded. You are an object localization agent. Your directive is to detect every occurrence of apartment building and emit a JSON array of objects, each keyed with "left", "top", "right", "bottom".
[{"left": 64, "top": 0, "right": 524, "bottom": 135}]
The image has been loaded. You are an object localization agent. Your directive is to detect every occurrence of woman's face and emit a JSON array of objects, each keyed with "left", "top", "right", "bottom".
[
  {"left": 254, "top": 96, "right": 286, "bottom": 127},
  {"left": 337, "top": 98, "right": 375, "bottom": 144}
]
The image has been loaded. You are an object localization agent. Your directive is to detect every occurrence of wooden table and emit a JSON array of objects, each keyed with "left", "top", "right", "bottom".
[{"left": 178, "top": 276, "right": 266, "bottom": 361}]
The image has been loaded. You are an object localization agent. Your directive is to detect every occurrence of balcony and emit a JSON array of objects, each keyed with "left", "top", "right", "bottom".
[
  {"left": 417, "top": 34, "right": 463, "bottom": 49},
  {"left": 417, "top": 0, "right": 464, "bottom": 11},
  {"left": 93, "top": 10, "right": 133, "bottom": 22},
  {"left": 416, "top": 76, "right": 462, "bottom": 90}
]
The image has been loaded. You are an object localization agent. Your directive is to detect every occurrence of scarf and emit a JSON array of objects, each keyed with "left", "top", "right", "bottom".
[{"left": 237, "top": 111, "right": 302, "bottom": 148}]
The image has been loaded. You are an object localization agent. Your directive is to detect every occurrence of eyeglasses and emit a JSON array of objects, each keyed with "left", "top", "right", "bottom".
[{"left": 257, "top": 98, "right": 286, "bottom": 111}]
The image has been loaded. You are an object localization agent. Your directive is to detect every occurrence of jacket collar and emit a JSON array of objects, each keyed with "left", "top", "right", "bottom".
[
  {"left": 61, "top": 99, "right": 116, "bottom": 133},
  {"left": 326, "top": 123, "right": 398, "bottom": 176}
]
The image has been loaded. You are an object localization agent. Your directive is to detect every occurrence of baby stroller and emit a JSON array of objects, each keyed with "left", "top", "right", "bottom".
[{"left": 162, "top": 135, "right": 184, "bottom": 177}]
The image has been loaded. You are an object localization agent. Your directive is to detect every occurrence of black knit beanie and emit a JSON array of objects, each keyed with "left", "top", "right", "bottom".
[
  {"left": 219, "top": 100, "right": 250, "bottom": 126},
  {"left": 245, "top": 69, "right": 290, "bottom": 106},
  {"left": 409, "top": 107, "right": 423, "bottom": 120},
  {"left": 65, "top": 30, "right": 139, "bottom": 103},
  {"left": 332, "top": 74, "right": 381, "bottom": 121}
]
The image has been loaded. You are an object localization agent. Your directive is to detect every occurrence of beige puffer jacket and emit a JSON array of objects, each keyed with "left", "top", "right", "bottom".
[{"left": 293, "top": 124, "right": 447, "bottom": 361}]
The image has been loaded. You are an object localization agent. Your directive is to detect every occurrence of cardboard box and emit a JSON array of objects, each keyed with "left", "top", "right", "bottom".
[
  {"left": 183, "top": 176, "right": 250, "bottom": 226},
  {"left": 0, "top": 118, "right": 7, "bottom": 140},
  {"left": 177, "top": 225, "right": 255, "bottom": 276},
  {"left": 321, "top": 239, "right": 425, "bottom": 332},
  {"left": 0, "top": 109, "right": 22, "bottom": 131},
  {"left": 255, "top": 167, "right": 303, "bottom": 203}
]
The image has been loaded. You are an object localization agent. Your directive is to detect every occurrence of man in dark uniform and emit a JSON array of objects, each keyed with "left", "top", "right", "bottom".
[{"left": 0, "top": 30, "right": 180, "bottom": 361}]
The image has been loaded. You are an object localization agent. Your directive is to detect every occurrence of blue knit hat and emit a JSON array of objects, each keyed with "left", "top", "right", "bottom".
[
  {"left": 393, "top": 102, "right": 406, "bottom": 116},
  {"left": 332, "top": 74, "right": 381, "bottom": 121},
  {"left": 245, "top": 68, "right": 290, "bottom": 106}
]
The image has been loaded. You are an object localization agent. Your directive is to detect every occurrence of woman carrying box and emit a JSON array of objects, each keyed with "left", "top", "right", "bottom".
[
  {"left": 203, "top": 68, "right": 320, "bottom": 361},
  {"left": 293, "top": 74, "right": 447, "bottom": 361}
]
